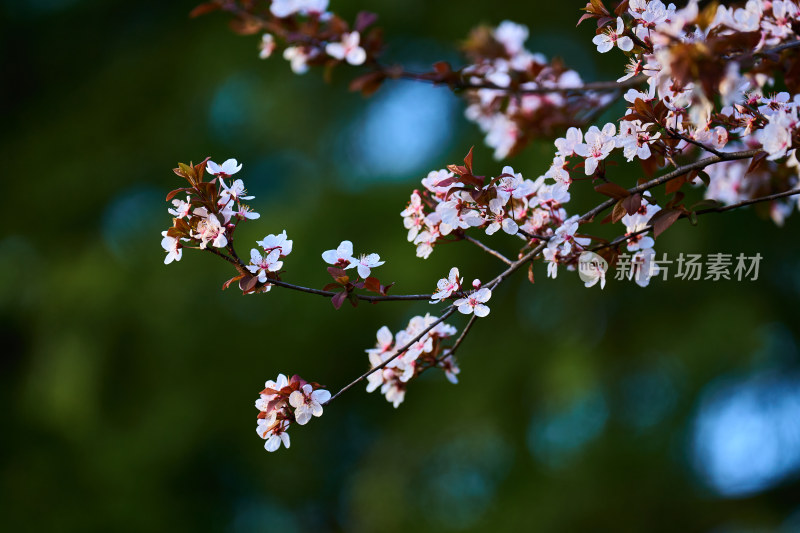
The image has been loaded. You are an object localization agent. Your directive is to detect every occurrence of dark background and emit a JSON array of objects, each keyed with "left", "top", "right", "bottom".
[{"left": 3, "top": 0, "right": 800, "bottom": 531}]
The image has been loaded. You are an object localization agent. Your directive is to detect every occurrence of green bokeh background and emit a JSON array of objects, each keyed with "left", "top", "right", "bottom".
[{"left": 3, "top": 0, "right": 800, "bottom": 531}]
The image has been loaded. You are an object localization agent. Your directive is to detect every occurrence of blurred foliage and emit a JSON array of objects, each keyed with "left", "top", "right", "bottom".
[{"left": 3, "top": 0, "right": 800, "bottom": 531}]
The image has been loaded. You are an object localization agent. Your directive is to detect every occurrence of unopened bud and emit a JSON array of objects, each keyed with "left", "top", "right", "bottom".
[{"left": 472, "top": 278, "right": 482, "bottom": 289}]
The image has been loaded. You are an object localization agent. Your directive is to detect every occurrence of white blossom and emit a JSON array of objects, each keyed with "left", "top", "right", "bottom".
[{"left": 454, "top": 288, "right": 492, "bottom": 317}]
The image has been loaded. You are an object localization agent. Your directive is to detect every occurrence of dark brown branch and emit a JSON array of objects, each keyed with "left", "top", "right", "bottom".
[
  {"left": 391, "top": 70, "right": 648, "bottom": 95},
  {"left": 580, "top": 148, "right": 762, "bottom": 223},
  {"left": 267, "top": 278, "right": 433, "bottom": 302},
  {"left": 664, "top": 127, "right": 724, "bottom": 158},
  {"left": 591, "top": 188, "right": 800, "bottom": 252},
  {"left": 450, "top": 314, "right": 478, "bottom": 356}
]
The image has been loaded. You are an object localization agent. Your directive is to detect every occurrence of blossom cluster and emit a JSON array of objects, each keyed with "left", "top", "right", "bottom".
[
  {"left": 401, "top": 157, "right": 574, "bottom": 260},
  {"left": 231, "top": 0, "right": 379, "bottom": 74},
  {"left": 255, "top": 373, "right": 331, "bottom": 451},
  {"left": 461, "top": 21, "right": 614, "bottom": 159},
  {"left": 365, "top": 315, "right": 459, "bottom": 407},
  {"left": 580, "top": 0, "right": 800, "bottom": 216},
  {"left": 161, "top": 158, "right": 260, "bottom": 265}
]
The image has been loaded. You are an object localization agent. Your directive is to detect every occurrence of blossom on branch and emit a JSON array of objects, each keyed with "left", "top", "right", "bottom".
[{"left": 454, "top": 288, "right": 492, "bottom": 317}]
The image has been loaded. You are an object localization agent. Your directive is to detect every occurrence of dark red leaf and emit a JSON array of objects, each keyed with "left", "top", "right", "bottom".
[
  {"left": 594, "top": 182, "right": 631, "bottom": 199},
  {"left": 331, "top": 291, "right": 347, "bottom": 310},
  {"left": 222, "top": 274, "right": 244, "bottom": 291},
  {"left": 650, "top": 209, "right": 682, "bottom": 237},
  {"left": 622, "top": 193, "right": 642, "bottom": 215},
  {"left": 746, "top": 150, "right": 769, "bottom": 176},
  {"left": 189, "top": 1, "right": 220, "bottom": 18}
]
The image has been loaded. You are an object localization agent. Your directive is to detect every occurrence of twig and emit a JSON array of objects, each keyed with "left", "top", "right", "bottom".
[
  {"left": 267, "top": 278, "right": 433, "bottom": 302},
  {"left": 664, "top": 127, "right": 724, "bottom": 158},
  {"left": 450, "top": 314, "right": 478, "bottom": 356},
  {"left": 591, "top": 188, "right": 800, "bottom": 252},
  {"left": 580, "top": 148, "right": 762, "bottom": 223}
]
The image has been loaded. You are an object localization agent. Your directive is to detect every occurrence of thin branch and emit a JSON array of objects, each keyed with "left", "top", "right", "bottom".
[
  {"left": 516, "top": 228, "right": 550, "bottom": 241},
  {"left": 695, "top": 188, "right": 800, "bottom": 214},
  {"left": 324, "top": 307, "right": 458, "bottom": 404},
  {"left": 591, "top": 188, "right": 800, "bottom": 252},
  {"left": 392, "top": 70, "right": 648, "bottom": 95},
  {"left": 267, "top": 278, "right": 433, "bottom": 302},
  {"left": 450, "top": 314, "right": 478, "bottom": 356},
  {"left": 580, "top": 148, "right": 762, "bottom": 223},
  {"left": 664, "top": 127, "right": 724, "bottom": 158},
  {"left": 463, "top": 235, "right": 512, "bottom": 265},
  {"left": 756, "top": 39, "right": 800, "bottom": 56}
]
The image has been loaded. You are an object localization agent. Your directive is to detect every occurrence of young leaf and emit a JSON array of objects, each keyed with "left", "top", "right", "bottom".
[
  {"left": 595, "top": 182, "right": 631, "bottom": 199},
  {"left": 331, "top": 290, "right": 347, "bottom": 310}
]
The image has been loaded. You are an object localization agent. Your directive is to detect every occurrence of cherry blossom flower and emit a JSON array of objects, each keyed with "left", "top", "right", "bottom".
[
  {"left": 454, "top": 288, "right": 492, "bottom": 317},
  {"left": 193, "top": 213, "right": 227, "bottom": 249},
  {"left": 401, "top": 191, "right": 426, "bottom": 242},
  {"left": 255, "top": 374, "right": 289, "bottom": 412},
  {"left": 555, "top": 127, "right": 583, "bottom": 157},
  {"left": 494, "top": 21, "right": 529, "bottom": 55},
  {"left": 206, "top": 159, "right": 242, "bottom": 178},
  {"left": 622, "top": 200, "right": 661, "bottom": 252},
  {"left": 322, "top": 240, "right": 354, "bottom": 268},
  {"left": 630, "top": 248, "right": 660, "bottom": 287},
  {"left": 366, "top": 326, "right": 394, "bottom": 359},
  {"left": 168, "top": 196, "right": 191, "bottom": 219},
  {"left": 258, "top": 418, "right": 291, "bottom": 452},
  {"left": 219, "top": 178, "right": 254, "bottom": 205},
  {"left": 289, "top": 384, "right": 331, "bottom": 425},
  {"left": 574, "top": 123, "right": 617, "bottom": 175},
  {"left": 257, "top": 230, "right": 293, "bottom": 257},
  {"left": 283, "top": 46, "right": 310, "bottom": 74},
  {"left": 486, "top": 198, "right": 519, "bottom": 235},
  {"left": 233, "top": 204, "right": 260, "bottom": 220},
  {"left": 248, "top": 248, "right": 283, "bottom": 282},
  {"left": 325, "top": 32, "right": 366, "bottom": 66},
  {"left": 259, "top": 34, "right": 276, "bottom": 59},
  {"left": 160, "top": 232, "right": 182, "bottom": 264},
  {"left": 439, "top": 352, "right": 461, "bottom": 384},
  {"left": 431, "top": 267, "right": 462, "bottom": 303},
  {"left": 354, "top": 253, "right": 385, "bottom": 278},
  {"left": 592, "top": 18, "right": 634, "bottom": 54}
]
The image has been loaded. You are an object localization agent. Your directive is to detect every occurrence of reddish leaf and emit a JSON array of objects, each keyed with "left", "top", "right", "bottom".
[
  {"left": 612, "top": 199, "right": 627, "bottom": 223},
  {"left": 322, "top": 283, "right": 341, "bottom": 292},
  {"left": 746, "top": 150, "right": 769, "bottom": 175},
  {"left": 239, "top": 275, "right": 259, "bottom": 293},
  {"left": 665, "top": 175, "right": 687, "bottom": 195},
  {"left": 463, "top": 147, "right": 475, "bottom": 174},
  {"left": 166, "top": 187, "right": 192, "bottom": 202},
  {"left": 229, "top": 16, "right": 262, "bottom": 35},
  {"left": 527, "top": 262, "right": 535, "bottom": 284},
  {"left": 433, "top": 61, "right": 452, "bottom": 74},
  {"left": 349, "top": 71, "right": 386, "bottom": 96},
  {"left": 331, "top": 291, "right": 347, "bottom": 310},
  {"left": 364, "top": 276, "right": 381, "bottom": 293},
  {"left": 189, "top": 1, "right": 220, "bottom": 18},
  {"left": 622, "top": 193, "right": 642, "bottom": 215},
  {"left": 222, "top": 274, "right": 244, "bottom": 291},
  {"left": 326, "top": 266, "right": 349, "bottom": 285},
  {"left": 594, "top": 182, "right": 631, "bottom": 199},
  {"left": 650, "top": 209, "right": 682, "bottom": 237}
]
